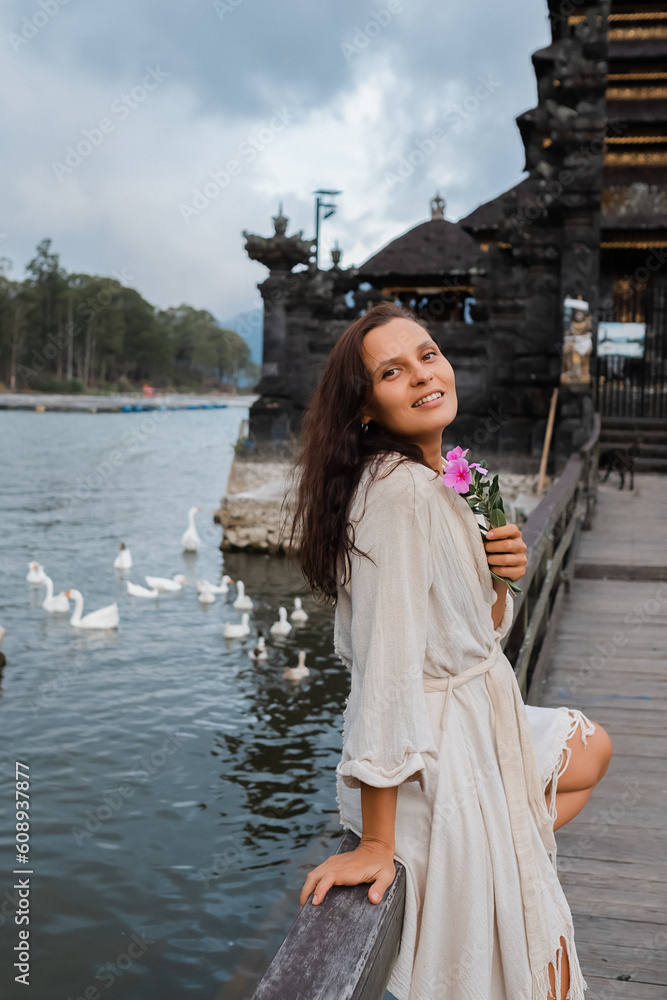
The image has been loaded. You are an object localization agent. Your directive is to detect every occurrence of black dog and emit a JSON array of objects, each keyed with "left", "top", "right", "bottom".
[{"left": 599, "top": 440, "right": 640, "bottom": 490}]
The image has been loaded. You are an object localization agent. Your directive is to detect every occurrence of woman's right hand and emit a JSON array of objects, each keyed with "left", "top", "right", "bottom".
[{"left": 299, "top": 839, "right": 396, "bottom": 908}]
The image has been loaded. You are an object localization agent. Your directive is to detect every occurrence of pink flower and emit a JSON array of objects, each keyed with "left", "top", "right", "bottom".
[
  {"left": 442, "top": 458, "right": 472, "bottom": 494},
  {"left": 445, "top": 446, "right": 469, "bottom": 462},
  {"left": 470, "top": 462, "right": 488, "bottom": 475}
]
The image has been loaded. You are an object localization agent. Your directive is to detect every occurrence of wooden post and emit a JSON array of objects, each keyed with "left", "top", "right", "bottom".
[{"left": 537, "top": 388, "right": 559, "bottom": 497}]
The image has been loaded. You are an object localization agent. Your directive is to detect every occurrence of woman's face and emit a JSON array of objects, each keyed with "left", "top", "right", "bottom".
[{"left": 360, "top": 317, "right": 457, "bottom": 439}]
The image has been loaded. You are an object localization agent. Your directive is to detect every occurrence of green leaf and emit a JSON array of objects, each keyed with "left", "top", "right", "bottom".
[
  {"left": 489, "top": 508, "right": 506, "bottom": 528},
  {"left": 490, "top": 570, "right": 522, "bottom": 596}
]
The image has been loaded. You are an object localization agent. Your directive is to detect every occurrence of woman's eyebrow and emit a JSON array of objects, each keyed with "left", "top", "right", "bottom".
[{"left": 371, "top": 340, "right": 437, "bottom": 377}]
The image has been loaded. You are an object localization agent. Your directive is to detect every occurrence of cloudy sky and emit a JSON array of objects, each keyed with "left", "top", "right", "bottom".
[{"left": 1, "top": 0, "right": 550, "bottom": 331}]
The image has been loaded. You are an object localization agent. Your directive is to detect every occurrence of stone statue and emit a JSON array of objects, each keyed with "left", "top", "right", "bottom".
[
  {"left": 242, "top": 205, "right": 315, "bottom": 272},
  {"left": 561, "top": 297, "right": 593, "bottom": 384}
]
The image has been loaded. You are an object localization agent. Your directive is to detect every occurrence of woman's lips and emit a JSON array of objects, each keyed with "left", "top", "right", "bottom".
[{"left": 412, "top": 391, "right": 444, "bottom": 409}]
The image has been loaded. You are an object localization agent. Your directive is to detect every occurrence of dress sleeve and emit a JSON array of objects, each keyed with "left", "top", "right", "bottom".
[{"left": 336, "top": 463, "right": 439, "bottom": 792}]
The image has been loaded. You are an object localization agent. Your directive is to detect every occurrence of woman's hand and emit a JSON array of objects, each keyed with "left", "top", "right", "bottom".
[
  {"left": 299, "top": 839, "right": 396, "bottom": 908},
  {"left": 484, "top": 523, "right": 527, "bottom": 581}
]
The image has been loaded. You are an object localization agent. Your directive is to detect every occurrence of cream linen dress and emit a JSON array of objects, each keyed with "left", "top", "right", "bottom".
[{"left": 334, "top": 453, "right": 593, "bottom": 1000}]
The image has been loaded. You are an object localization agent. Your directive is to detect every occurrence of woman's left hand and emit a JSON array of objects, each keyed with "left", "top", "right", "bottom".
[{"left": 484, "top": 524, "right": 527, "bottom": 581}]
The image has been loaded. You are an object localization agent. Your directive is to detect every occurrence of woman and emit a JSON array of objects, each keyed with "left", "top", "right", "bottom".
[{"left": 290, "top": 302, "right": 611, "bottom": 1000}]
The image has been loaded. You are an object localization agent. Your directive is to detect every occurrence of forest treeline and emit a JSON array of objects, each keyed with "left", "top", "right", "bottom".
[{"left": 0, "top": 239, "right": 259, "bottom": 393}]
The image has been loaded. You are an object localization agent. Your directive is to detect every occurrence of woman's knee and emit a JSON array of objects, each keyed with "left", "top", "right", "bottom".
[
  {"left": 559, "top": 720, "right": 612, "bottom": 792},
  {"left": 590, "top": 722, "right": 613, "bottom": 782}
]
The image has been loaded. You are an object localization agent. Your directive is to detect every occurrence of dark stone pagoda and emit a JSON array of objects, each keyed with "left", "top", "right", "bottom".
[{"left": 243, "top": 0, "right": 667, "bottom": 455}]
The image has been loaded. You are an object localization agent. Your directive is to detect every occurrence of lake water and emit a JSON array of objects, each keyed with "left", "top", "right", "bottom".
[{"left": 0, "top": 407, "right": 349, "bottom": 1000}]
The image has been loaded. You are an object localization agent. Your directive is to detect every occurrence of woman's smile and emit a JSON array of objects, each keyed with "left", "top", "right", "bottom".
[{"left": 411, "top": 390, "right": 445, "bottom": 409}]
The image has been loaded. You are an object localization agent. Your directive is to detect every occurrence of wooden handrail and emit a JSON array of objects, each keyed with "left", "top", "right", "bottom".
[
  {"left": 249, "top": 830, "right": 405, "bottom": 1000},
  {"left": 249, "top": 415, "right": 601, "bottom": 997}
]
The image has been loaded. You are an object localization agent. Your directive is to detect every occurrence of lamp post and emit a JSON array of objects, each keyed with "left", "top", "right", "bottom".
[{"left": 313, "top": 189, "right": 342, "bottom": 270}]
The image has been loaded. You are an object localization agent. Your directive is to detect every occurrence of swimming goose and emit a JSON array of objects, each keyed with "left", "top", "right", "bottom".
[
  {"left": 66, "top": 590, "right": 119, "bottom": 630},
  {"left": 249, "top": 634, "right": 267, "bottom": 661},
  {"left": 27, "top": 562, "right": 44, "bottom": 584},
  {"left": 181, "top": 507, "right": 201, "bottom": 553},
  {"left": 113, "top": 543, "right": 133, "bottom": 571},
  {"left": 233, "top": 580, "right": 253, "bottom": 610},
  {"left": 145, "top": 574, "right": 188, "bottom": 592},
  {"left": 40, "top": 574, "right": 70, "bottom": 613},
  {"left": 283, "top": 650, "right": 310, "bottom": 682},
  {"left": 223, "top": 613, "right": 250, "bottom": 639},
  {"left": 270, "top": 607, "right": 292, "bottom": 637},
  {"left": 197, "top": 574, "right": 233, "bottom": 595},
  {"left": 198, "top": 582, "right": 216, "bottom": 605},
  {"left": 290, "top": 597, "right": 308, "bottom": 623},
  {"left": 127, "top": 581, "right": 159, "bottom": 598}
]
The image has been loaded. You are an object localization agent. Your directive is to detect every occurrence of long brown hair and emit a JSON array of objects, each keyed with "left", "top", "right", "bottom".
[{"left": 288, "top": 301, "right": 432, "bottom": 601}]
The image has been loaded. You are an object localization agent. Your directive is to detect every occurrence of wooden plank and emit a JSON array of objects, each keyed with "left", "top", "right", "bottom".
[
  {"left": 526, "top": 580, "right": 566, "bottom": 703},
  {"left": 572, "top": 940, "right": 667, "bottom": 984},
  {"left": 584, "top": 976, "right": 667, "bottom": 999},
  {"left": 557, "top": 855, "right": 667, "bottom": 884},
  {"left": 250, "top": 830, "right": 406, "bottom": 1000},
  {"left": 575, "top": 563, "right": 667, "bottom": 580},
  {"left": 573, "top": 916, "right": 667, "bottom": 949}
]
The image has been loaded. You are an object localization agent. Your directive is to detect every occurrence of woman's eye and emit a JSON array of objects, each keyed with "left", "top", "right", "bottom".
[
  {"left": 423, "top": 350, "right": 437, "bottom": 360},
  {"left": 381, "top": 367, "right": 398, "bottom": 379}
]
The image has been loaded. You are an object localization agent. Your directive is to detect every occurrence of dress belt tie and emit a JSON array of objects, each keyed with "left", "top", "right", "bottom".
[{"left": 423, "top": 646, "right": 499, "bottom": 730}]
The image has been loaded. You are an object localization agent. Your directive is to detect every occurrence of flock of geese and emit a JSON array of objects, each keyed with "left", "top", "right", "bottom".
[{"left": 25, "top": 506, "right": 312, "bottom": 683}]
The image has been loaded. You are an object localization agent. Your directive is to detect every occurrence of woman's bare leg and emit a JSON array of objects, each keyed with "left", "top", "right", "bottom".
[
  {"left": 546, "top": 719, "right": 612, "bottom": 831},
  {"left": 547, "top": 936, "right": 570, "bottom": 999}
]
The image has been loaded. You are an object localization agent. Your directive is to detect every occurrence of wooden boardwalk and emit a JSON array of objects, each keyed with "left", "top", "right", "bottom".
[{"left": 532, "top": 473, "right": 667, "bottom": 998}]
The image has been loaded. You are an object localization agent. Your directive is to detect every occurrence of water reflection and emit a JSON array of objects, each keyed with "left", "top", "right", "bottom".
[{"left": 0, "top": 410, "right": 347, "bottom": 999}]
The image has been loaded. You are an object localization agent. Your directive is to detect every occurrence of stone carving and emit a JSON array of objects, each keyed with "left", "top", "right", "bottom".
[
  {"left": 561, "top": 296, "right": 593, "bottom": 384},
  {"left": 242, "top": 206, "right": 316, "bottom": 272}
]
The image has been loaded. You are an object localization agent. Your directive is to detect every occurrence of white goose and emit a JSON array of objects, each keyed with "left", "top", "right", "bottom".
[
  {"left": 66, "top": 589, "right": 119, "bottom": 630},
  {"left": 270, "top": 607, "right": 292, "bottom": 637},
  {"left": 249, "top": 634, "right": 267, "bottom": 661},
  {"left": 223, "top": 613, "right": 250, "bottom": 639},
  {"left": 290, "top": 597, "right": 308, "bottom": 623},
  {"left": 197, "top": 574, "right": 233, "bottom": 596},
  {"left": 144, "top": 574, "right": 188, "bottom": 592},
  {"left": 283, "top": 650, "right": 310, "bottom": 682},
  {"left": 181, "top": 506, "right": 201, "bottom": 553},
  {"left": 233, "top": 580, "right": 254, "bottom": 610},
  {"left": 40, "top": 574, "right": 70, "bottom": 614},
  {"left": 114, "top": 543, "right": 133, "bottom": 571},
  {"left": 198, "top": 582, "right": 216, "bottom": 605},
  {"left": 127, "top": 581, "right": 159, "bottom": 598},
  {"left": 27, "top": 562, "right": 44, "bottom": 584}
]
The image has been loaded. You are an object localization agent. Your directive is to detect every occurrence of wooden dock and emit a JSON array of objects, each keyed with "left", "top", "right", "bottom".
[{"left": 532, "top": 473, "right": 667, "bottom": 998}]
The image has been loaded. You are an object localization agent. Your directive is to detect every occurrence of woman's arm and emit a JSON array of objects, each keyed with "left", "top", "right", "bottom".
[{"left": 299, "top": 783, "right": 398, "bottom": 908}]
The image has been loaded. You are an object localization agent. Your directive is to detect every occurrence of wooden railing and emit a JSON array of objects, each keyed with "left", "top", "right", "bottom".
[
  {"left": 503, "top": 413, "right": 601, "bottom": 700},
  {"left": 248, "top": 415, "right": 601, "bottom": 1000}
]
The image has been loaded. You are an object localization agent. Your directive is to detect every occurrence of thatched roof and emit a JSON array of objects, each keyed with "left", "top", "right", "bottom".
[{"left": 359, "top": 217, "right": 484, "bottom": 281}]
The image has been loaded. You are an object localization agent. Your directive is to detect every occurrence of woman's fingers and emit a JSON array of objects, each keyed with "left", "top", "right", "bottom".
[
  {"left": 299, "top": 847, "right": 396, "bottom": 908},
  {"left": 484, "top": 524, "right": 527, "bottom": 580},
  {"left": 369, "top": 863, "right": 397, "bottom": 904}
]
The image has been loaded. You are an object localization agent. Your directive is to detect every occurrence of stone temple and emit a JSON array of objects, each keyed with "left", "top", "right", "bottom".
[{"left": 219, "top": 0, "right": 667, "bottom": 549}]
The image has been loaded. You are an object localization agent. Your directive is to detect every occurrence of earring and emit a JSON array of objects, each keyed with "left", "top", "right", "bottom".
[{"left": 361, "top": 421, "right": 369, "bottom": 434}]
